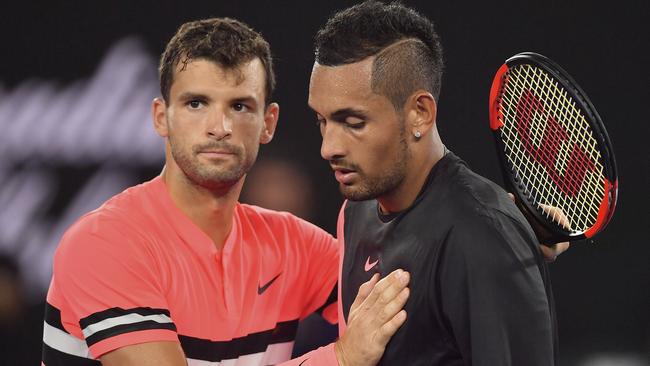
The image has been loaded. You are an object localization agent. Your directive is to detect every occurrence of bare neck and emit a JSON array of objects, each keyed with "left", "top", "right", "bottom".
[
  {"left": 377, "top": 132, "right": 446, "bottom": 214},
  {"left": 161, "top": 165, "right": 243, "bottom": 250}
]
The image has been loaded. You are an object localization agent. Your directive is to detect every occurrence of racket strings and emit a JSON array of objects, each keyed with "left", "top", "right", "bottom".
[
  {"left": 502, "top": 68, "right": 602, "bottom": 230},
  {"left": 497, "top": 65, "right": 605, "bottom": 233},
  {"left": 502, "top": 88, "right": 601, "bottom": 230}
]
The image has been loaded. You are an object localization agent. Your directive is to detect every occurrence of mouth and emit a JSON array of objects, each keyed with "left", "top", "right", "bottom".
[
  {"left": 197, "top": 150, "right": 236, "bottom": 159},
  {"left": 331, "top": 166, "right": 358, "bottom": 185}
]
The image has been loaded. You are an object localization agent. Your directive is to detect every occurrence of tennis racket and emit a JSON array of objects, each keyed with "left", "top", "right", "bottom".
[{"left": 489, "top": 52, "right": 618, "bottom": 244}]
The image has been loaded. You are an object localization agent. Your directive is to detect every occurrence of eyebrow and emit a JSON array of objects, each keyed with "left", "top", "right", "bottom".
[
  {"left": 178, "top": 92, "right": 210, "bottom": 101},
  {"left": 231, "top": 96, "right": 259, "bottom": 107}
]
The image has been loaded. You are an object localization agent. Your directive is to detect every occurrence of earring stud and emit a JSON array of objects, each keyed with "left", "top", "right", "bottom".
[{"left": 414, "top": 131, "right": 422, "bottom": 139}]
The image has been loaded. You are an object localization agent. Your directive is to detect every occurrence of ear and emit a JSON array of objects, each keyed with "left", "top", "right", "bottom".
[
  {"left": 404, "top": 91, "right": 437, "bottom": 138},
  {"left": 152, "top": 97, "right": 169, "bottom": 137},
  {"left": 260, "top": 102, "right": 280, "bottom": 144}
]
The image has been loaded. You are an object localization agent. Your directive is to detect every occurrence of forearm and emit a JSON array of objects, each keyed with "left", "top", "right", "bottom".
[{"left": 275, "top": 343, "right": 338, "bottom": 366}]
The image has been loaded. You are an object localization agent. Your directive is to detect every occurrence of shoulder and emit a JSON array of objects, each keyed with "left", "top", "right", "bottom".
[
  {"left": 55, "top": 181, "right": 158, "bottom": 269},
  {"left": 435, "top": 157, "right": 538, "bottom": 259},
  {"left": 440, "top": 157, "right": 530, "bottom": 232},
  {"left": 237, "top": 203, "right": 335, "bottom": 244}
]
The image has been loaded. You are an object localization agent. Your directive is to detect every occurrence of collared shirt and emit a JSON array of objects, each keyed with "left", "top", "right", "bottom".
[{"left": 42, "top": 176, "right": 338, "bottom": 365}]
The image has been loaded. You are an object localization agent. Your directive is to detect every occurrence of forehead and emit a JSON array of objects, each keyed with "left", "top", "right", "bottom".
[
  {"left": 308, "top": 58, "right": 379, "bottom": 112},
  {"left": 170, "top": 58, "right": 266, "bottom": 98}
]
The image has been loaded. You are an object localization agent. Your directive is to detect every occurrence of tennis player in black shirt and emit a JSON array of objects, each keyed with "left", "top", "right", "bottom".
[{"left": 308, "top": 2, "right": 561, "bottom": 365}]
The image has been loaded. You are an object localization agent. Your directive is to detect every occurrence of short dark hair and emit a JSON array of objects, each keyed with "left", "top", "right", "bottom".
[
  {"left": 314, "top": 1, "right": 444, "bottom": 109},
  {"left": 159, "top": 18, "right": 275, "bottom": 105}
]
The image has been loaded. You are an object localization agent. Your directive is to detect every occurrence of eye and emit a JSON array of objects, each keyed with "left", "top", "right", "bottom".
[
  {"left": 187, "top": 100, "right": 204, "bottom": 109},
  {"left": 233, "top": 103, "right": 248, "bottom": 112},
  {"left": 347, "top": 121, "right": 366, "bottom": 129},
  {"left": 345, "top": 117, "right": 366, "bottom": 130}
]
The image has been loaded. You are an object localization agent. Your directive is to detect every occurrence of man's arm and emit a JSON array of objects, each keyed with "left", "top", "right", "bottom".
[
  {"left": 43, "top": 218, "right": 181, "bottom": 365},
  {"left": 100, "top": 342, "right": 186, "bottom": 366}
]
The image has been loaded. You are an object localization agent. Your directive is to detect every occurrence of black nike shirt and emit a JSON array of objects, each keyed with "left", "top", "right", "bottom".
[{"left": 340, "top": 152, "right": 558, "bottom": 365}]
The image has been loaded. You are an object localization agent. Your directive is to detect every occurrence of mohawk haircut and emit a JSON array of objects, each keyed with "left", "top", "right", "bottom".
[
  {"left": 159, "top": 17, "right": 275, "bottom": 105},
  {"left": 314, "top": 1, "right": 444, "bottom": 109}
]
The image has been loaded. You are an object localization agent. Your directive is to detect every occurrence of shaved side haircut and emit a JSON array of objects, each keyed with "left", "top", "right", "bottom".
[{"left": 314, "top": 1, "right": 444, "bottom": 109}]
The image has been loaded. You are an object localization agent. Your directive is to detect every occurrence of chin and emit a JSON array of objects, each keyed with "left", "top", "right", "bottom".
[{"left": 340, "top": 185, "right": 375, "bottom": 201}]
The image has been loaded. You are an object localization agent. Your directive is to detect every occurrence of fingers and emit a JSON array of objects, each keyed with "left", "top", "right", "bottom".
[
  {"left": 350, "top": 273, "right": 380, "bottom": 312},
  {"left": 539, "top": 203, "right": 571, "bottom": 230},
  {"left": 539, "top": 242, "right": 571, "bottom": 262},
  {"left": 336, "top": 269, "right": 410, "bottom": 366},
  {"left": 509, "top": 195, "right": 572, "bottom": 258},
  {"left": 507, "top": 192, "right": 571, "bottom": 231},
  {"left": 374, "top": 292, "right": 409, "bottom": 345},
  {"left": 360, "top": 269, "right": 409, "bottom": 313},
  {"left": 363, "top": 270, "right": 410, "bottom": 331}
]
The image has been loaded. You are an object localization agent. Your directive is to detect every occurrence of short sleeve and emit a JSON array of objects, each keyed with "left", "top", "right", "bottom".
[
  {"left": 437, "top": 213, "right": 556, "bottom": 365},
  {"left": 47, "top": 214, "right": 178, "bottom": 359}
]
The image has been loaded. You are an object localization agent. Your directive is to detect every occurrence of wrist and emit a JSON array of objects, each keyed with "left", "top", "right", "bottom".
[{"left": 334, "top": 339, "right": 348, "bottom": 366}]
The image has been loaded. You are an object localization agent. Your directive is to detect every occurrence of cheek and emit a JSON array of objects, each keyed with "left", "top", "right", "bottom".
[
  {"left": 233, "top": 117, "right": 265, "bottom": 149},
  {"left": 361, "top": 132, "right": 404, "bottom": 173},
  {"left": 236, "top": 114, "right": 264, "bottom": 133}
]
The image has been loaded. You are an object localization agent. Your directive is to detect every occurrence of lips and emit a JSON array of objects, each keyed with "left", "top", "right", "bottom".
[
  {"left": 198, "top": 150, "right": 235, "bottom": 158},
  {"left": 332, "top": 167, "right": 357, "bottom": 184},
  {"left": 196, "top": 144, "right": 238, "bottom": 158},
  {"left": 199, "top": 150, "right": 234, "bottom": 155}
]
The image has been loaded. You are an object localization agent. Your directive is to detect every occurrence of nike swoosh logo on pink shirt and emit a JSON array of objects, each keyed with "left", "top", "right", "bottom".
[
  {"left": 258, "top": 272, "right": 282, "bottom": 295},
  {"left": 365, "top": 256, "right": 379, "bottom": 272}
]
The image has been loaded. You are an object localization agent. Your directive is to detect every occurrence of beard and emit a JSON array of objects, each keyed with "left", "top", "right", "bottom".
[
  {"left": 339, "top": 167, "right": 405, "bottom": 201},
  {"left": 338, "top": 131, "right": 410, "bottom": 201},
  {"left": 169, "top": 136, "right": 255, "bottom": 190}
]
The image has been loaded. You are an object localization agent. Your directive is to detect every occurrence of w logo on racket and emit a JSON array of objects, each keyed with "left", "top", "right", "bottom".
[{"left": 515, "top": 90, "right": 595, "bottom": 197}]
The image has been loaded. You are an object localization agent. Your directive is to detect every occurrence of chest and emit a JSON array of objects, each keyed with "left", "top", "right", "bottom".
[
  {"left": 341, "top": 203, "right": 453, "bottom": 314},
  {"left": 340, "top": 207, "right": 461, "bottom": 364},
  {"left": 154, "top": 233, "right": 292, "bottom": 340}
]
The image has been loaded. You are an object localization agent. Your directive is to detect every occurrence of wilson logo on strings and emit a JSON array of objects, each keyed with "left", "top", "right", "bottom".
[{"left": 515, "top": 90, "right": 595, "bottom": 197}]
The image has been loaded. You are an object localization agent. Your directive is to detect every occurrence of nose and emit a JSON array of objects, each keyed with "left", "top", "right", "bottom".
[
  {"left": 320, "top": 123, "right": 346, "bottom": 161},
  {"left": 206, "top": 108, "right": 232, "bottom": 140}
]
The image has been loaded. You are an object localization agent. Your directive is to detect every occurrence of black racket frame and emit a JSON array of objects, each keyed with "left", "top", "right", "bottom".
[{"left": 491, "top": 52, "right": 618, "bottom": 243}]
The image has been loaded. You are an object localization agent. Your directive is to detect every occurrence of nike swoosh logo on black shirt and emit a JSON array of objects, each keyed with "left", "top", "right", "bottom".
[{"left": 258, "top": 272, "right": 282, "bottom": 295}]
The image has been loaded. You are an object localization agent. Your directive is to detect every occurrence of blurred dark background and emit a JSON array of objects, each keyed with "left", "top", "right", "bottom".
[{"left": 0, "top": 0, "right": 647, "bottom": 364}]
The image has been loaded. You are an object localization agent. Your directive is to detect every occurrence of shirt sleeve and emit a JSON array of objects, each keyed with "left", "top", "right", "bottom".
[
  {"left": 437, "top": 212, "right": 556, "bottom": 366},
  {"left": 294, "top": 216, "right": 339, "bottom": 324},
  {"left": 49, "top": 214, "right": 178, "bottom": 359}
]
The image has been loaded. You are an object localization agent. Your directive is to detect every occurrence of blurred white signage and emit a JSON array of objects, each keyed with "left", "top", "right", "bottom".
[{"left": 0, "top": 38, "right": 164, "bottom": 300}]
